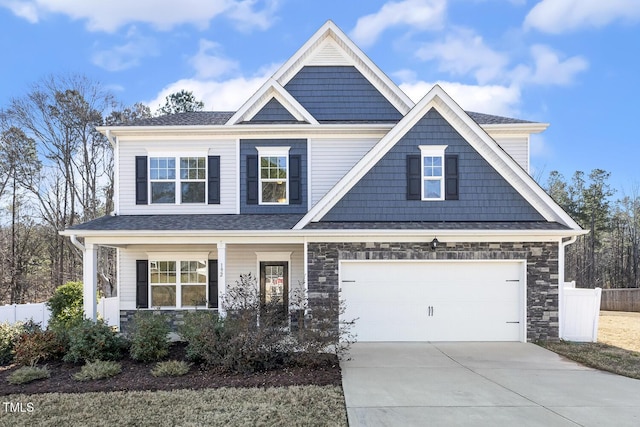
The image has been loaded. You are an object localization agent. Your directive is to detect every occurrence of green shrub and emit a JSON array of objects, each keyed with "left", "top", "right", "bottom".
[
  {"left": 6, "top": 365, "right": 50, "bottom": 385},
  {"left": 13, "top": 329, "right": 65, "bottom": 366},
  {"left": 64, "top": 319, "right": 128, "bottom": 363},
  {"left": 73, "top": 360, "right": 122, "bottom": 381},
  {"left": 128, "top": 310, "right": 170, "bottom": 362},
  {"left": 179, "top": 310, "right": 225, "bottom": 363},
  {"left": 151, "top": 360, "right": 191, "bottom": 377},
  {"left": 47, "top": 281, "right": 84, "bottom": 329},
  {"left": 0, "top": 322, "right": 25, "bottom": 365}
]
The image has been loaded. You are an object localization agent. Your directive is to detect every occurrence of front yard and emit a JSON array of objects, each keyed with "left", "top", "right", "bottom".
[{"left": 0, "top": 385, "right": 347, "bottom": 427}]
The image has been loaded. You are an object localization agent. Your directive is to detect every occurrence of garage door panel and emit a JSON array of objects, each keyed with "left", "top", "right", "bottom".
[{"left": 340, "top": 261, "right": 524, "bottom": 342}]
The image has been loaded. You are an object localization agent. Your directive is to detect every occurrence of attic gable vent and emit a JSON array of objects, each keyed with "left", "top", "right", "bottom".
[{"left": 308, "top": 40, "right": 350, "bottom": 66}]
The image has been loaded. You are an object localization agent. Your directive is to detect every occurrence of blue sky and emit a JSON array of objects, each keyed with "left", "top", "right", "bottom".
[{"left": 1, "top": 0, "right": 639, "bottom": 195}]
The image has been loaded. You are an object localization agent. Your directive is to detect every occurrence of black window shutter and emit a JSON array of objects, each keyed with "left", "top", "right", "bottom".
[
  {"left": 135, "top": 156, "right": 148, "bottom": 205},
  {"left": 207, "top": 156, "right": 221, "bottom": 204},
  {"left": 289, "top": 155, "right": 302, "bottom": 205},
  {"left": 445, "top": 154, "right": 459, "bottom": 200},
  {"left": 406, "top": 155, "right": 421, "bottom": 200},
  {"left": 136, "top": 260, "right": 149, "bottom": 309},
  {"left": 208, "top": 260, "right": 218, "bottom": 309},
  {"left": 246, "top": 155, "right": 258, "bottom": 205}
]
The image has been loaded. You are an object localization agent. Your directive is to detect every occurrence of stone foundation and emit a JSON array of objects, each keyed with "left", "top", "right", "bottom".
[
  {"left": 306, "top": 241, "right": 559, "bottom": 341},
  {"left": 119, "top": 309, "right": 218, "bottom": 335}
]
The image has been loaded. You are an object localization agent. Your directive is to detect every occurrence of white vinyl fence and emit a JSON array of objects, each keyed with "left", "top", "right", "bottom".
[
  {"left": 0, "top": 297, "right": 119, "bottom": 329},
  {"left": 561, "top": 282, "right": 602, "bottom": 342}
]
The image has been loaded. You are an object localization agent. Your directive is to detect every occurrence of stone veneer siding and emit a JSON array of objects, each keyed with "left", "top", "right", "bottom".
[
  {"left": 119, "top": 309, "right": 217, "bottom": 335},
  {"left": 306, "top": 241, "right": 559, "bottom": 341}
]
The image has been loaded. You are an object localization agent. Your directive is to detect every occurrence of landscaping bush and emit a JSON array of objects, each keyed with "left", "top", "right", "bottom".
[
  {"left": 179, "top": 310, "right": 224, "bottom": 363},
  {"left": 13, "top": 329, "right": 65, "bottom": 366},
  {"left": 180, "top": 274, "right": 290, "bottom": 373},
  {"left": 73, "top": 360, "right": 122, "bottom": 381},
  {"left": 6, "top": 365, "right": 50, "bottom": 385},
  {"left": 179, "top": 274, "right": 356, "bottom": 373},
  {"left": 151, "top": 360, "right": 191, "bottom": 377},
  {"left": 47, "top": 281, "right": 84, "bottom": 329},
  {"left": 128, "top": 310, "right": 170, "bottom": 362},
  {"left": 290, "top": 288, "right": 356, "bottom": 366},
  {"left": 0, "top": 321, "right": 25, "bottom": 365},
  {"left": 63, "top": 319, "right": 128, "bottom": 363}
]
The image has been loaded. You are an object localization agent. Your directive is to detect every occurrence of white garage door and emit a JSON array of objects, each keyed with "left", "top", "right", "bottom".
[{"left": 340, "top": 261, "right": 525, "bottom": 342}]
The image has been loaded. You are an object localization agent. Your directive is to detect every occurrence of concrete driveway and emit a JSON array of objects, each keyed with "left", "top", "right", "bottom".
[{"left": 341, "top": 342, "right": 640, "bottom": 427}]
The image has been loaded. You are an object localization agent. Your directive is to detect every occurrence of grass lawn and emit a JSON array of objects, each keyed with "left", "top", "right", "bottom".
[
  {"left": 0, "top": 385, "right": 347, "bottom": 427},
  {"left": 539, "top": 310, "right": 640, "bottom": 380}
]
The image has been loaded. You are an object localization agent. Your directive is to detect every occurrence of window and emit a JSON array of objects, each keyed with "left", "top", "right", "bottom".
[
  {"left": 419, "top": 145, "right": 447, "bottom": 201},
  {"left": 180, "top": 157, "right": 206, "bottom": 203},
  {"left": 257, "top": 147, "right": 290, "bottom": 205},
  {"left": 149, "top": 156, "right": 206, "bottom": 204},
  {"left": 150, "top": 157, "right": 176, "bottom": 204},
  {"left": 150, "top": 260, "right": 207, "bottom": 307}
]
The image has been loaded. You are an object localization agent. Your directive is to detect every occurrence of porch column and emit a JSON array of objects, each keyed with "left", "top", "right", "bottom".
[
  {"left": 217, "top": 242, "right": 226, "bottom": 313},
  {"left": 83, "top": 243, "right": 98, "bottom": 321}
]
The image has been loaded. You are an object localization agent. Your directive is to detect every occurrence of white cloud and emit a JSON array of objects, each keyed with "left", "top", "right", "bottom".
[
  {"left": 0, "top": 0, "right": 278, "bottom": 33},
  {"left": 350, "top": 0, "right": 446, "bottom": 47},
  {"left": 415, "top": 28, "right": 509, "bottom": 84},
  {"left": 189, "top": 39, "right": 239, "bottom": 79},
  {"left": 0, "top": 0, "right": 39, "bottom": 22},
  {"left": 399, "top": 80, "right": 522, "bottom": 117},
  {"left": 147, "top": 63, "right": 280, "bottom": 111},
  {"left": 524, "top": 0, "right": 640, "bottom": 34},
  {"left": 92, "top": 29, "right": 158, "bottom": 72},
  {"left": 511, "top": 45, "right": 588, "bottom": 86}
]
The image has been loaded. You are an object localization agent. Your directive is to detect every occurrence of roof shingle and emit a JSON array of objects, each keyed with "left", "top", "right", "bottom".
[{"left": 117, "top": 110, "right": 535, "bottom": 127}]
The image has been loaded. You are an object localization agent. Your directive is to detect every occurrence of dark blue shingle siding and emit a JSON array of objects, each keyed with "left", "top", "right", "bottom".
[
  {"left": 284, "top": 66, "right": 402, "bottom": 122},
  {"left": 240, "top": 139, "right": 308, "bottom": 214},
  {"left": 250, "top": 98, "right": 299, "bottom": 122},
  {"left": 320, "top": 108, "right": 545, "bottom": 222}
]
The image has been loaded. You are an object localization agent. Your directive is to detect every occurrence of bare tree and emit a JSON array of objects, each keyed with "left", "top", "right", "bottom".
[{"left": 3, "top": 74, "right": 116, "bottom": 287}]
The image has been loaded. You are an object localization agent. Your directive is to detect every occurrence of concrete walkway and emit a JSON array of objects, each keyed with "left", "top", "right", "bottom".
[{"left": 341, "top": 342, "right": 640, "bottom": 426}]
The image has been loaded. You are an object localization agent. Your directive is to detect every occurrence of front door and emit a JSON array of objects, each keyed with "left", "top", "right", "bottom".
[{"left": 259, "top": 262, "right": 289, "bottom": 311}]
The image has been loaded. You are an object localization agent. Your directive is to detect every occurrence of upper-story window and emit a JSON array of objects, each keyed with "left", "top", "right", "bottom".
[
  {"left": 419, "top": 145, "right": 447, "bottom": 201},
  {"left": 257, "top": 147, "right": 290, "bottom": 205},
  {"left": 149, "top": 156, "right": 206, "bottom": 204}
]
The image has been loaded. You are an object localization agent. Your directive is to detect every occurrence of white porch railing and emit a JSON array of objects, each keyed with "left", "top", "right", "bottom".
[
  {"left": 0, "top": 297, "right": 119, "bottom": 329},
  {"left": 561, "top": 282, "right": 602, "bottom": 342}
]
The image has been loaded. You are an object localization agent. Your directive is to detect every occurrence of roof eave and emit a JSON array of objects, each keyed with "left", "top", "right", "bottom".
[
  {"left": 61, "top": 228, "right": 587, "bottom": 238},
  {"left": 480, "top": 122, "right": 550, "bottom": 135}
]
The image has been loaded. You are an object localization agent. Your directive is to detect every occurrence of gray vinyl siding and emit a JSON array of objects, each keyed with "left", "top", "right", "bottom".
[
  {"left": 250, "top": 98, "right": 298, "bottom": 122},
  {"left": 493, "top": 136, "right": 529, "bottom": 173},
  {"left": 118, "top": 139, "right": 237, "bottom": 215},
  {"left": 284, "top": 66, "right": 402, "bottom": 122},
  {"left": 310, "top": 138, "right": 378, "bottom": 206},
  {"left": 321, "top": 108, "right": 545, "bottom": 222},
  {"left": 240, "top": 139, "right": 307, "bottom": 214},
  {"left": 225, "top": 244, "right": 304, "bottom": 300}
]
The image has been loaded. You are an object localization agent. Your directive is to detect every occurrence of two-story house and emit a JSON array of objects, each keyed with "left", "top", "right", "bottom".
[{"left": 62, "top": 21, "right": 584, "bottom": 342}]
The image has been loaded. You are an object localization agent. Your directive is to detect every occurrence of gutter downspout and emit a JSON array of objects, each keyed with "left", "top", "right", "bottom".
[
  {"left": 105, "top": 130, "right": 119, "bottom": 216},
  {"left": 559, "top": 236, "right": 578, "bottom": 339},
  {"left": 70, "top": 234, "right": 85, "bottom": 252}
]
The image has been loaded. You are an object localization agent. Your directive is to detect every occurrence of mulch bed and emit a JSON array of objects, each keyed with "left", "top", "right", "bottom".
[{"left": 0, "top": 342, "right": 343, "bottom": 396}]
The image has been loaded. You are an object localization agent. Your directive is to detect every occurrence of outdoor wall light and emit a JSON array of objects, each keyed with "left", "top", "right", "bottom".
[{"left": 430, "top": 237, "right": 439, "bottom": 250}]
